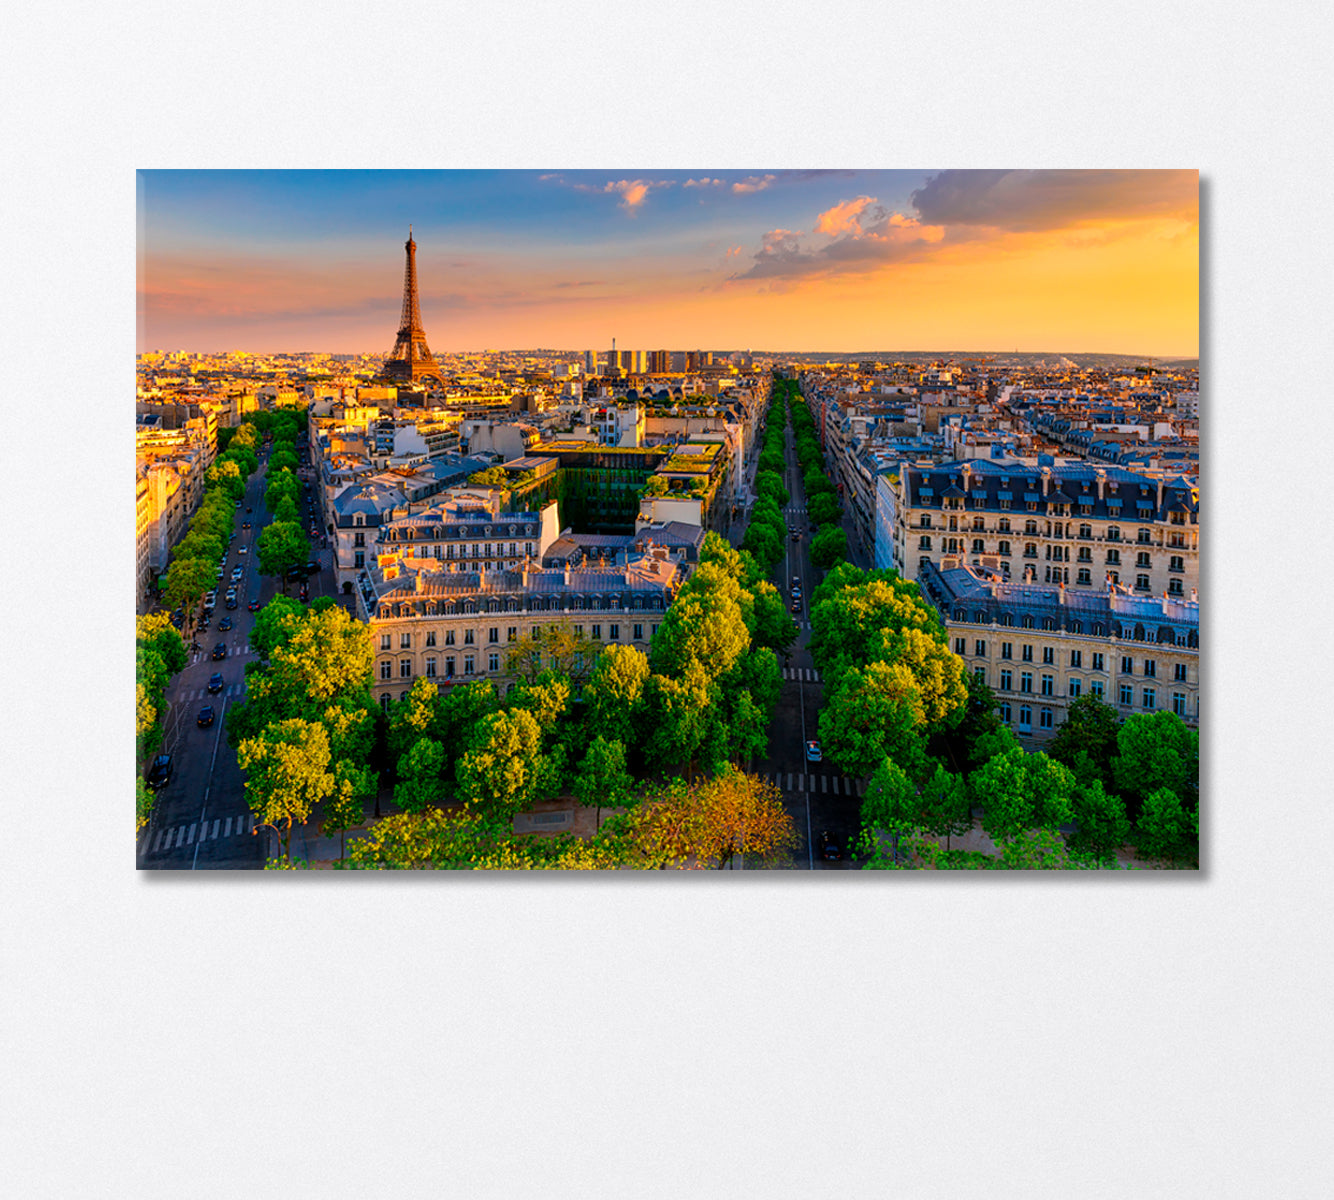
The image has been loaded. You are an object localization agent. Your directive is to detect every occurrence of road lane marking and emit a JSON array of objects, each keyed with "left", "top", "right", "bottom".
[
  {"left": 821, "top": 776, "right": 827, "bottom": 793},
  {"left": 174, "top": 827, "right": 186, "bottom": 848},
  {"left": 786, "top": 773, "right": 793, "bottom": 791},
  {"left": 223, "top": 816, "right": 232, "bottom": 837},
  {"left": 152, "top": 829, "right": 164, "bottom": 852},
  {"left": 186, "top": 823, "right": 196, "bottom": 844},
  {"left": 211, "top": 819, "right": 220, "bottom": 840}
]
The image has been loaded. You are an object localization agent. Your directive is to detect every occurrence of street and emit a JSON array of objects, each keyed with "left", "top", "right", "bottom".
[
  {"left": 745, "top": 400, "right": 868, "bottom": 870},
  {"left": 137, "top": 441, "right": 335, "bottom": 870}
]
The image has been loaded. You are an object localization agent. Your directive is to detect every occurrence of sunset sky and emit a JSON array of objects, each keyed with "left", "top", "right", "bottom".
[{"left": 137, "top": 169, "right": 1198, "bottom": 356}]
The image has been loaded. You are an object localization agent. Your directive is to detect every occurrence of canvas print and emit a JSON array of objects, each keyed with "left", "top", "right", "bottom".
[{"left": 135, "top": 169, "right": 1199, "bottom": 870}]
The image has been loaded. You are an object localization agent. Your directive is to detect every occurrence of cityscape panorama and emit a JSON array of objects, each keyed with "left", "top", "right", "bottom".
[{"left": 136, "top": 168, "right": 1200, "bottom": 871}]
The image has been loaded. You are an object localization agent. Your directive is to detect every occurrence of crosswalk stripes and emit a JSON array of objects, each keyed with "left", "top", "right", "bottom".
[
  {"left": 145, "top": 813, "right": 255, "bottom": 854},
  {"left": 764, "top": 770, "right": 863, "bottom": 797},
  {"left": 781, "top": 666, "right": 822, "bottom": 682},
  {"left": 187, "top": 683, "right": 246, "bottom": 701}
]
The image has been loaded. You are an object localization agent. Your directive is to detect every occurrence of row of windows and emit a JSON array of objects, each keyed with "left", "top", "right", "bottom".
[
  {"left": 922, "top": 536, "right": 1187, "bottom": 571},
  {"left": 381, "top": 620, "right": 659, "bottom": 651},
  {"left": 991, "top": 691, "right": 1190, "bottom": 725},
  {"left": 377, "top": 624, "right": 654, "bottom": 680},
  {"left": 917, "top": 516, "right": 1170, "bottom": 542},
  {"left": 952, "top": 639, "right": 1190, "bottom": 681},
  {"left": 942, "top": 607, "right": 1196, "bottom": 642}
]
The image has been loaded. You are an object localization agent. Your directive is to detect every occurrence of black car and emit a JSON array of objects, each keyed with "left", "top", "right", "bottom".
[
  {"left": 212, "top": 642, "right": 227, "bottom": 660},
  {"left": 207, "top": 673, "right": 224, "bottom": 694},
  {"left": 225, "top": 597, "right": 238, "bottom": 610},
  {"left": 247, "top": 600, "right": 261, "bottom": 613},
  {"left": 246, "top": 506, "right": 252, "bottom": 513},
  {"left": 790, "top": 598, "right": 801, "bottom": 613},
  {"left": 305, "top": 561, "right": 320, "bottom": 576},
  {"left": 169, "top": 610, "right": 185, "bottom": 628},
  {"left": 817, "top": 830, "right": 842, "bottom": 861},
  {"left": 242, "top": 521, "right": 251, "bottom": 530},
  {"left": 146, "top": 754, "right": 173, "bottom": 790},
  {"left": 197, "top": 705, "right": 215, "bottom": 728},
  {"left": 218, "top": 616, "right": 233, "bottom": 632}
]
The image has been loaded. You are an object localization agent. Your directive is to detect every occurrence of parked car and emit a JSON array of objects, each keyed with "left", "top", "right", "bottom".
[
  {"left": 145, "top": 754, "right": 173, "bottom": 790},
  {"left": 817, "top": 830, "right": 841, "bottom": 861},
  {"left": 218, "top": 616, "right": 233, "bottom": 632},
  {"left": 304, "top": 561, "right": 320, "bottom": 576},
  {"left": 197, "top": 705, "right": 215, "bottom": 728},
  {"left": 207, "top": 673, "right": 224, "bottom": 694},
  {"left": 204, "top": 591, "right": 217, "bottom": 609},
  {"left": 805, "top": 739, "right": 822, "bottom": 764}
]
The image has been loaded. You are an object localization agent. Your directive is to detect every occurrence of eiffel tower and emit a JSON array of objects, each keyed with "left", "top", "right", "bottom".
[{"left": 380, "top": 227, "right": 444, "bottom": 385}]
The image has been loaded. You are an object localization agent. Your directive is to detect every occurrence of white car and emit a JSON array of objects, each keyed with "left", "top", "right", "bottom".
[
  {"left": 237, "top": 545, "right": 248, "bottom": 555},
  {"left": 231, "top": 566, "right": 244, "bottom": 581}
]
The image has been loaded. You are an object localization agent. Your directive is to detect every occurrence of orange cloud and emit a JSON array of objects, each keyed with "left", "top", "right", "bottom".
[
  {"left": 732, "top": 174, "right": 776, "bottom": 194},
  {"left": 814, "top": 195, "right": 876, "bottom": 237}
]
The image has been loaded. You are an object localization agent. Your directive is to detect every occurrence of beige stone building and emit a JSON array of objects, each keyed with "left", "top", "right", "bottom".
[{"left": 920, "top": 559, "right": 1199, "bottom": 743}]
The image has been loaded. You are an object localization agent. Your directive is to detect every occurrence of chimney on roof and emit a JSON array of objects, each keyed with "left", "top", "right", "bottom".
[{"left": 563, "top": 563, "right": 570, "bottom": 586}]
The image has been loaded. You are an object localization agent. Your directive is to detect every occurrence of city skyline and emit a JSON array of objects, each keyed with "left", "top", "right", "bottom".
[{"left": 137, "top": 169, "right": 1199, "bottom": 358}]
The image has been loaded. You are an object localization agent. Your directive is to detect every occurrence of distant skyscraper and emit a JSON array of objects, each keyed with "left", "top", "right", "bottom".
[
  {"left": 381, "top": 228, "right": 444, "bottom": 385},
  {"left": 584, "top": 349, "right": 597, "bottom": 374}
]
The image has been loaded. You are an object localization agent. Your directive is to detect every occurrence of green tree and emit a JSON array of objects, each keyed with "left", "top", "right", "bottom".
[
  {"left": 395, "top": 737, "right": 447, "bottom": 814},
  {"left": 247, "top": 594, "right": 305, "bottom": 660},
  {"left": 136, "top": 612, "right": 187, "bottom": 676},
  {"left": 257, "top": 521, "right": 307, "bottom": 592},
  {"left": 264, "top": 470, "right": 300, "bottom": 513},
  {"left": 266, "top": 603, "right": 373, "bottom": 705},
  {"left": 810, "top": 525, "right": 847, "bottom": 570},
  {"left": 435, "top": 681, "right": 499, "bottom": 763},
  {"left": 205, "top": 459, "right": 245, "bottom": 501},
  {"left": 455, "top": 709, "right": 561, "bottom": 821},
  {"left": 1047, "top": 694, "right": 1122, "bottom": 785},
  {"left": 468, "top": 466, "right": 510, "bottom": 486},
  {"left": 754, "top": 470, "right": 789, "bottom": 508},
  {"left": 1134, "top": 786, "right": 1198, "bottom": 867},
  {"left": 386, "top": 676, "right": 440, "bottom": 764},
  {"left": 322, "top": 761, "right": 372, "bottom": 860},
  {"left": 160, "top": 555, "right": 215, "bottom": 623},
  {"left": 269, "top": 448, "right": 298, "bottom": 475},
  {"left": 917, "top": 762, "right": 972, "bottom": 848},
  {"left": 1113, "top": 711, "right": 1198, "bottom": 810},
  {"left": 582, "top": 644, "right": 650, "bottom": 747},
  {"left": 505, "top": 671, "right": 572, "bottom": 736},
  {"left": 746, "top": 582, "right": 798, "bottom": 656},
  {"left": 819, "top": 660, "right": 928, "bottom": 779},
  {"left": 504, "top": 620, "right": 601, "bottom": 688},
  {"left": 136, "top": 776, "right": 155, "bottom": 834},
  {"left": 860, "top": 756, "right": 918, "bottom": 861},
  {"left": 740, "top": 520, "right": 781, "bottom": 569},
  {"left": 572, "top": 735, "right": 633, "bottom": 829},
  {"left": 971, "top": 748, "right": 1075, "bottom": 844},
  {"left": 237, "top": 718, "right": 336, "bottom": 863},
  {"left": 643, "top": 667, "right": 715, "bottom": 778},
  {"left": 1067, "top": 778, "right": 1131, "bottom": 865},
  {"left": 807, "top": 491, "right": 842, "bottom": 527},
  {"left": 649, "top": 565, "right": 750, "bottom": 682}
]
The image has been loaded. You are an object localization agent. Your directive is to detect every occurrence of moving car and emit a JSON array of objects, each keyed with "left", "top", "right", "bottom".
[
  {"left": 242, "top": 521, "right": 251, "bottom": 531},
  {"left": 817, "top": 830, "right": 841, "bottom": 861},
  {"left": 145, "top": 754, "right": 173, "bottom": 790},
  {"left": 237, "top": 545, "right": 247, "bottom": 555},
  {"left": 207, "top": 673, "right": 224, "bottom": 694},
  {"left": 791, "top": 530, "right": 801, "bottom": 542},
  {"left": 247, "top": 600, "right": 261, "bottom": 613},
  {"left": 211, "top": 642, "right": 227, "bottom": 660},
  {"left": 304, "top": 561, "right": 320, "bottom": 576},
  {"left": 805, "top": 739, "right": 822, "bottom": 764},
  {"left": 790, "top": 598, "right": 801, "bottom": 613},
  {"left": 218, "top": 616, "right": 232, "bottom": 632},
  {"left": 225, "top": 596, "right": 238, "bottom": 610},
  {"left": 230, "top": 566, "right": 244, "bottom": 581},
  {"left": 197, "top": 705, "right": 215, "bottom": 728}
]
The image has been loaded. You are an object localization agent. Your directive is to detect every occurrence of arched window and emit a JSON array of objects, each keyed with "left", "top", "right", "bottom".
[
  {"left": 974, "top": 611, "right": 986, "bottom": 624},
  {"left": 954, "top": 609, "right": 967, "bottom": 622},
  {"left": 1092, "top": 622, "right": 1104, "bottom": 636},
  {"left": 1069, "top": 619, "right": 1083, "bottom": 634},
  {"left": 1042, "top": 616, "right": 1056, "bottom": 630},
  {"left": 1000, "top": 613, "right": 1014, "bottom": 627},
  {"left": 1022, "top": 614, "right": 1035, "bottom": 629}
]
